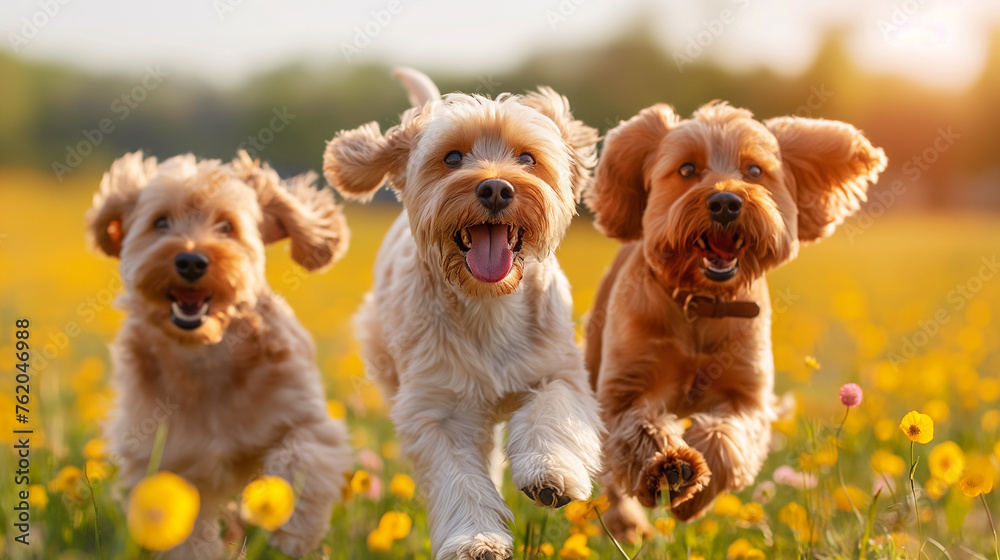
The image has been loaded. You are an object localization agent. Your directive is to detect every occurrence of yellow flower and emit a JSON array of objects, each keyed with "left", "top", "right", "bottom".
[
  {"left": 713, "top": 493, "right": 742, "bottom": 516},
  {"left": 871, "top": 449, "right": 906, "bottom": 476},
  {"left": 804, "top": 356, "right": 821, "bottom": 370},
  {"left": 928, "top": 441, "right": 966, "bottom": 484},
  {"left": 698, "top": 519, "right": 719, "bottom": 535},
  {"left": 813, "top": 439, "right": 838, "bottom": 467},
  {"left": 779, "top": 502, "right": 816, "bottom": 542},
  {"left": 559, "top": 533, "right": 591, "bottom": 559},
  {"left": 85, "top": 460, "right": 110, "bottom": 481},
  {"left": 654, "top": 516, "right": 675, "bottom": 535},
  {"left": 49, "top": 466, "right": 83, "bottom": 495},
  {"left": 82, "top": 438, "right": 107, "bottom": 460},
  {"left": 959, "top": 459, "right": 996, "bottom": 497},
  {"left": 351, "top": 470, "right": 372, "bottom": 495},
  {"left": 240, "top": 476, "right": 295, "bottom": 531},
  {"left": 389, "top": 473, "right": 415, "bottom": 500},
  {"left": 564, "top": 500, "right": 589, "bottom": 526},
  {"left": 832, "top": 486, "right": 869, "bottom": 512},
  {"left": 581, "top": 495, "right": 609, "bottom": 520},
  {"left": 899, "top": 411, "right": 934, "bottom": 444},
  {"left": 326, "top": 399, "right": 347, "bottom": 419},
  {"left": 738, "top": 502, "right": 765, "bottom": 524},
  {"left": 922, "top": 400, "right": 950, "bottom": 423},
  {"left": 366, "top": 526, "right": 393, "bottom": 552},
  {"left": 27, "top": 485, "right": 48, "bottom": 508},
  {"left": 727, "top": 538, "right": 752, "bottom": 558},
  {"left": 745, "top": 549, "right": 766, "bottom": 560},
  {"left": 378, "top": 511, "right": 412, "bottom": 540},
  {"left": 127, "top": 472, "right": 200, "bottom": 551},
  {"left": 925, "top": 477, "right": 949, "bottom": 499},
  {"left": 690, "top": 553, "right": 706, "bottom": 560},
  {"left": 539, "top": 543, "right": 555, "bottom": 556}
]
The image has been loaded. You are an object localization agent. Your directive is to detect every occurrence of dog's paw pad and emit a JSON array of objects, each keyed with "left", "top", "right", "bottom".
[
  {"left": 636, "top": 448, "right": 711, "bottom": 508},
  {"left": 521, "top": 486, "right": 572, "bottom": 509}
]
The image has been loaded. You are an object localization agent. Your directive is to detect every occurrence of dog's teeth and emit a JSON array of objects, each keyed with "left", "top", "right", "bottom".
[
  {"left": 695, "top": 237, "right": 707, "bottom": 249},
  {"left": 734, "top": 237, "right": 744, "bottom": 250},
  {"left": 462, "top": 229, "right": 471, "bottom": 247},
  {"left": 171, "top": 302, "right": 209, "bottom": 322}
]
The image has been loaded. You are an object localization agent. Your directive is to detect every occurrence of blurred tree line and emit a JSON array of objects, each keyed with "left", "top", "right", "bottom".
[{"left": 1, "top": 24, "right": 998, "bottom": 208}]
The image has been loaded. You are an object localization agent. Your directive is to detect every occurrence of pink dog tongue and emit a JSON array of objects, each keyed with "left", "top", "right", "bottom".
[{"left": 466, "top": 224, "right": 513, "bottom": 283}]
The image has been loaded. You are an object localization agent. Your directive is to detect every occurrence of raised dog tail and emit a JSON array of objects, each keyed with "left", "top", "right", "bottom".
[{"left": 392, "top": 66, "right": 441, "bottom": 107}]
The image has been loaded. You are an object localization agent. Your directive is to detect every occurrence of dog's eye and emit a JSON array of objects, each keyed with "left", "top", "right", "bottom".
[
  {"left": 746, "top": 164, "right": 763, "bottom": 179},
  {"left": 443, "top": 150, "right": 463, "bottom": 167},
  {"left": 216, "top": 220, "right": 233, "bottom": 236},
  {"left": 153, "top": 216, "right": 169, "bottom": 231},
  {"left": 678, "top": 163, "right": 696, "bottom": 178},
  {"left": 518, "top": 152, "right": 535, "bottom": 166}
]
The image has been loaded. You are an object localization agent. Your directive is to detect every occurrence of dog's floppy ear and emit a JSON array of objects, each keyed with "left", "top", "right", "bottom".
[
  {"left": 585, "top": 105, "right": 677, "bottom": 241},
  {"left": 87, "top": 151, "right": 158, "bottom": 258},
  {"left": 765, "top": 117, "right": 887, "bottom": 243},
  {"left": 233, "top": 151, "right": 349, "bottom": 272},
  {"left": 323, "top": 106, "right": 428, "bottom": 202},
  {"left": 521, "top": 87, "right": 599, "bottom": 201}
]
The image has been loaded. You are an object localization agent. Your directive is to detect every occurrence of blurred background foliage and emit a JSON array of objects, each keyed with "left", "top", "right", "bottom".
[{"left": 1, "top": 22, "right": 999, "bottom": 209}]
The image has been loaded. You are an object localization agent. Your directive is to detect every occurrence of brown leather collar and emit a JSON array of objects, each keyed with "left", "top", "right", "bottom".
[{"left": 671, "top": 288, "right": 761, "bottom": 322}]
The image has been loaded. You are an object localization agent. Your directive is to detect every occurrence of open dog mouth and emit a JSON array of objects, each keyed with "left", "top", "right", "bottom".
[
  {"left": 693, "top": 231, "right": 745, "bottom": 282},
  {"left": 453, "top": 223, "right": 525, "bottom": 283},
  {"left": 168, "top": 288, "right": 211, "bottom": 330}
]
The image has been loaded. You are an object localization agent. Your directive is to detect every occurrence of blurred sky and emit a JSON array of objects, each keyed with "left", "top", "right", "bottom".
[{"left": 4, "top": 0, "right": 1000, "bottom": 90}]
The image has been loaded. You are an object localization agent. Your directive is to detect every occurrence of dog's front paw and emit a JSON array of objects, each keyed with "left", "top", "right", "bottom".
[
  {"left": 634, "top": 447, "right": 710, "bottom": 509},
  {"left": 520, "top": 486, "right": 573, "bottom": 509},
  {"left": 440, "top": 532, "right": 513, "bottom": 560}
]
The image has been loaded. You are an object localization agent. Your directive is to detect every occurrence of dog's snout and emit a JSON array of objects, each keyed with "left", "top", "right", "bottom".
[
  {"left": 706, "top": 191, "right": 743, "bottom": 225},
  {"left": 175, "top": 252, "right": 209, "bottom": 282},
  {"left": 476, "top": 179, "right": 514, "bottom": 213}
]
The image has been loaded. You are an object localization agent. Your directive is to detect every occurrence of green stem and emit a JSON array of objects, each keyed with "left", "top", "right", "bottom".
[
  {"left": 596, "top": 510, "right": 633, "bottom": 560},
  {"left": 909, "top": 441, "right": 923, "bottom": 556},
  {"left": 982, "top": 494, "right": 1000, "bottom": 560},
  {"left": 835, "top": 407, "right": 864, "bottom": 524},
  {"left": 145, "top": 422, "right": 169, "bottom": 477},
  {"left": 83, "top": 469, "right": 103, "bottom": 559}
]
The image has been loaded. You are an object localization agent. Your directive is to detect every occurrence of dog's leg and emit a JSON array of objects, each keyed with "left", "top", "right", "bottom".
[
  {"left": 396, "top": 397, "right": 513, "bottom": 560},
  {"left": 671, "top": 405, "right": 770, "bottom": 521},
  {"left": 264, "top": 418, "right": 352, "bottom": 558},
  {"left": 603, "top": 405, "right": 711, "bottom": 512},
  {"left": 601, "top": 471, "right": 653, "bottom": 543},
  {"left": 507, "top": 378, "right": 603, "bottom": 508}
]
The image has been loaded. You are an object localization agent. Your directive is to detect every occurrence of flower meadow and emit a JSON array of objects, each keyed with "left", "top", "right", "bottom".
[{"left": 0, "top": 169, "right": 999, "bottom": 559}]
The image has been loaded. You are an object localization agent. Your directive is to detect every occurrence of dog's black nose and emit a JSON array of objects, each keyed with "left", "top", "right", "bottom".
[
  {"left": 476, "top": 179, "right": 514, "bottom": 213},
  {"left": 707, "top": 191, "right": 743, "bottom": 225},
  {"left": 175, "top": 252, "right": 209, "bottom": 282}
]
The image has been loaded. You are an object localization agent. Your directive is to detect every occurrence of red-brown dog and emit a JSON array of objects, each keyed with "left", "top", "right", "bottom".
[{"left": 584, "top": 102, "right": 886, "bottom": 538}]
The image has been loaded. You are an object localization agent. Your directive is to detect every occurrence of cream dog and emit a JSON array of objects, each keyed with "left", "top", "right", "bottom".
[{"left": 323, "top": 68, "right": 604, "bottom": 560}]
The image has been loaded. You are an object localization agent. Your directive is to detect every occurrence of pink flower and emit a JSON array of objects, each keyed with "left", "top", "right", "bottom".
[
  {"left": 773, "top": 465, "right": 817, "bottom": 490},
  {"left": 358, "top": 449, "right": 384, "bottom": 471},
  {"left": 839, "top": 383, "right": 863, "bottom": 408}
]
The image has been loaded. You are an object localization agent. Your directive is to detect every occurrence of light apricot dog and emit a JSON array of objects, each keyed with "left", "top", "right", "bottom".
[
  {"left": 584, "top": 102, "right": 886, "bottom": 538},
  {"left": 323, "top": 68, "right": 604, "bottom": 560},
  {"left": 89, "top": 151, "right": 352, "bottom": 559}
]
